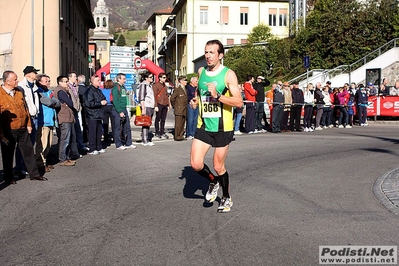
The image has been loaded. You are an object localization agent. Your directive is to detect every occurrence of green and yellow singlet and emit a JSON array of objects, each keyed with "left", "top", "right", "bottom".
[{"left": 197, "top": 66, "right": 233, "bottom": 132}]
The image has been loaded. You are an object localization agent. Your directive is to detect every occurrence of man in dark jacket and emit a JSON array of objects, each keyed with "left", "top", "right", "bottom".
[
  {"left": 254, "top": 75, "right": 270, "bottom": 133},
  {"left": 84, "top": 74, "right": 107, "bottom": 155},
  {"left": 290, "top": 81, "right": 304, "bottom": 132},
  {"left": 272, "top": 83, "right": 284, "bottom": 133}
]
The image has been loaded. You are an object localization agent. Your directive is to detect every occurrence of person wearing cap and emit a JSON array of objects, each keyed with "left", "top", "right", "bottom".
[
  {"left": 326, "top": 81, "right": 332, "bottom": 93},
  {"left": 367, "top": 82, "right": 377, "bottom": 96},
  {"left": 14, "top": 65, "right": 40, "bottom": 177},
  {"left": 271, "top": 83, "right": 284, "bottom": 133},
  {"left": 254, "top": 75, "right": 270, "bottom": 133},
  {"left": 290, "top": 81, "right": 304, "bottom": 132},
  {"left": 0, "top": 70, "right": 47, "bottom": 183}
]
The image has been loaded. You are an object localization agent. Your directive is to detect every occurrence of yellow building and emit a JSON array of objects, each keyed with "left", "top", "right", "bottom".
[{"left": 0, "top": 0, "right": 95, "bottom": 83}]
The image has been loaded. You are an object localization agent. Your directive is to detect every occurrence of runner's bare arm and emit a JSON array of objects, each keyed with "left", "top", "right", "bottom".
[{"left": 219, "top": 69, "right": 243, "bottom": 108}]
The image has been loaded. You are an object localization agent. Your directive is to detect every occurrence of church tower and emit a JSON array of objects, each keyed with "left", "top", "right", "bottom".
[{"left": 93, "top": 0, "right": 110, "bottom": 38}]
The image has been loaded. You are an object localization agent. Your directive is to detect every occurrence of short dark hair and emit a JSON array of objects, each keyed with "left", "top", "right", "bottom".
[
  {"left": 57, "top": 75, "right": 68, "bottom": 84},
  {"left": 246, "top": 75, "right": 254, "bottom": 81},
  {"left": 206, "top": 39, "right": 224, "bottom": 55}
]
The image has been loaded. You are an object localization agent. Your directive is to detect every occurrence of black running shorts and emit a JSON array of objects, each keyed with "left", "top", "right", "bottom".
[{"left": 194, "top": 128, "right": 234, "bottom": 148}]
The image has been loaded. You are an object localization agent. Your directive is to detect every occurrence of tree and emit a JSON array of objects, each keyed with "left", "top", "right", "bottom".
[
  {"left": 116, "top": 34, "right": 126, "bottom": 46},
  {"left": 224, "top": 44, "right": 268, "bottom": 83},
  {"left": 247, "top": 23, "right": 273, "bottom": 44}
]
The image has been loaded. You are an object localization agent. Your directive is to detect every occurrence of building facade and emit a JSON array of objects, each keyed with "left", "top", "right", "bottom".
[
  {"left": 0, "top": 0, "right": 94, "bottom": 82},
  {"left": 155, "top": 0, "right": 289, "bottom": 80}
]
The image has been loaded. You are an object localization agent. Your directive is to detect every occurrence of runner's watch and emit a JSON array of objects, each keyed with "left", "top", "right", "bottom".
[{"left": 216, "top": 92, "right": 222, "bottom": 100}]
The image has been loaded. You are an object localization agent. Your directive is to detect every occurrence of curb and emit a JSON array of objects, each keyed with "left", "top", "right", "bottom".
[{"left": 373, "top": 167, "right": 399, "bottom": 215}]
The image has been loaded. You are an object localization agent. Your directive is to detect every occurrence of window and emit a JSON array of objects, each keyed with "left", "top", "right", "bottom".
[
  {"left": 241, "top": 39, "right": 248, "bottom": 44},
  {"left": 96, "top": 17, "right": 100, "bottom": 27},
  {"left": 240, "top": 7, "right": 248, "bottom": 25},
  {"left": 269, "top": 8, "right": 277, "bottom": 27},
  {"left": 200, "top": 6, "right": 208, "bottom": 25},
  {"left": 103, "top": 17, "right": 107, "bottom": 27},
  {"left": 279, "top": 9, "right": 288, "bottom": 26},
  {"left": 220, "top": 6, "right": 229, "bottom": 24},
  {"left": 227, "top": 39, "right": 234, "bottom": 45}
]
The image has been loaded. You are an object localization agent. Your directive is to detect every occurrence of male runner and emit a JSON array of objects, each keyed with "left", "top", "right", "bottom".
[{"left": 190, "top": 40, "right": 243, "bottom": 213}]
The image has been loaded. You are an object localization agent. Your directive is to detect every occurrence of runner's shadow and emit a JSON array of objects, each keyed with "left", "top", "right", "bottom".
[{"left": 179, "top": 166, "right": 208, "bottom": 199}]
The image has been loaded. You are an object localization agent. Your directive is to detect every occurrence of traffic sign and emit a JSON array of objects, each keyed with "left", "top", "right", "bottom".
[
  {"left": 111, "top": 57, "right": 134, "bottom": 63},
  {"left": 110, "top": 46, "right": 134, "bottom": 52},
  {"left": 110, "top": 52, "right": 134, "bottom": 57},
  {"left": 134, "top": 57, "right": 142, "bottom": 69},
  {"left": 110, "top": 62, "right": 134, "bottom": 68},
  {"left": 110, "top": 68, "right": 136, "bottom": 74},
  {"left": 304, "top": 55, "right": 310, "bottom": 69}
]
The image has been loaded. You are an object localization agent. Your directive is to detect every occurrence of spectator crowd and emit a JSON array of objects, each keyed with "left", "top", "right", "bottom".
[{"left": 0, "top": 66, "right": 394, "bottom": 185}]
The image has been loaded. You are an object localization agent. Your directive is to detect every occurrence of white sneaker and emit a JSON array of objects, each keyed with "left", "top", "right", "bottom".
[
  {"left": 304, "top": 127, "right": 309, "bottom": 132},
  {"left": 116, "top": 146, "right": 127, "bottom": 150},
  {"left": 308, "top": 127, "right": 314, "bottom": 132},
  {"left": 363, "top": 123, "right": 369, "bottom": 126},
  {"left": 218, "top": 197, "right": 233, "bottom": 213},
  {"left": 260, "top": 129, "right": 267, "bottom": 133},
  {"left": 97, "top": 149, "right": 106, "bottom": 154},
  {"left": 328, "top": 125, "right": 334, "bottom": 128},
  {"left": 205, "top": 182, "right": 219, "bottom": 203},
  {"left": 315, "top": 126, "right": 323, "bottom": 130},
  {"left": 234, "top": 131, "right": 243, "bottom": 135},
  {"left": 323, "top": 126, "right": 327, "bottom": 129},
  {"left": 254, "top": 129, "right": 259, "bottom": 134},
  {"left": 345, "top": 125, "right": 352, "bottom": 128},
  {"left": 88, "top": 150, "right": 100, "bottom": 155},
  {"left": 338, "top": 125, "right": 344, "bottom": 128},
  {"left": 124, "top": 145, "right": 137, "bottom": 149},
  {"left": 248, "top": 131, "right": 254, "bottom": 134},
  {"left": 142, "top": 142, "right": 155, "bottom": 146}
]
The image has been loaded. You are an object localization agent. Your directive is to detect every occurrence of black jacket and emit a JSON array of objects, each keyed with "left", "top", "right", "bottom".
[{"left": 84, "top": 85, "right": 106, "bottom": 120}]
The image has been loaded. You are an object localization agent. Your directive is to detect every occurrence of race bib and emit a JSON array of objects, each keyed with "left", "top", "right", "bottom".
[{"left": 201, "top": 96, "right": 221, "bottom": 118}]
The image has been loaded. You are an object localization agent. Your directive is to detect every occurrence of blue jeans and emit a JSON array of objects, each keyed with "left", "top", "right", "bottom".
[
  {"left": 58, "top": 122, "right": 79, "bottom": 162},
  {"left": 234, "top": 112, "right": 242, "bottom": 132},
  {"left": 186, "top": 104, "right": 198, "bottom": 137},
  {"left": 113, "top": 109, "right": 132, "bottom": 148}
]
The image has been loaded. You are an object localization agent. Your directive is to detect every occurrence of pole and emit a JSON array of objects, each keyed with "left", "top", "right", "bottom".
[
  {"left": 175, "top": 28, "right": 178, "bottom": 83},
  {"left": 31, "top": 0, "right": 35, "bottom": 65},
  {"left": 42, "top": 0, "right": 45, "bottom": 73}
]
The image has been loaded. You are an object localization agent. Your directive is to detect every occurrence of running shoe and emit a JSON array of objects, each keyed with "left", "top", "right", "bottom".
[
  {"left": 161, "top": 134, "right": 169, "bottom": 139},
  {"left": 116, "top": 146, "right": 127, "bottom": 150},
  {"left": 124, "top": 144, "right": 137, "bottom": 149},
  {"left": 97, "top": 149, "right": 107, "bottom": 153},
  {"left": 88, "top": 150, "right": 100, "bottom": 155},
  {"left": 142, "top": 142, "right": 155, "bottom": 146},
  {"left": 205, "top": 182, "right": 219, "bottom": 203},
  {"left": 218, "top": 197, "right": 233, "bottom": 213},
  {"left": 234, "top": 131, "right": 243, "bottom": 135}
]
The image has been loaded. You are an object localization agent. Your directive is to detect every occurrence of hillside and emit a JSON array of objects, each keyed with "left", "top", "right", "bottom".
[{"left": 90, "top": 0, "right": 172, "bottom": 30}]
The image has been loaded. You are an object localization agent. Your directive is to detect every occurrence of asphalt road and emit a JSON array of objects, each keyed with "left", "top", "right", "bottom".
[{"left": 1, "top": 121, "right": 399, "bottom": 265}]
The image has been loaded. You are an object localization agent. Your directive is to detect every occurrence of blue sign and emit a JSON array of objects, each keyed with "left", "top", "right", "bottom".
[
  {"left": 110, "top": 73, "right": 137, "bottom": 90},
  {"left": 304, "top": 55, "right": 310, "bottom": 69}
]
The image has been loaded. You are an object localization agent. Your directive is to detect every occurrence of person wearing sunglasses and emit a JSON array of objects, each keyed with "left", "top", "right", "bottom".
[{"left": 152, "top": 73, "right": 170, "bottom": 139}]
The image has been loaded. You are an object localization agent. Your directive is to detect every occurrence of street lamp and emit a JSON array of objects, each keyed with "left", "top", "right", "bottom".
[{"left": 166, "top": 25, "right": 178, "bottom": 83}]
